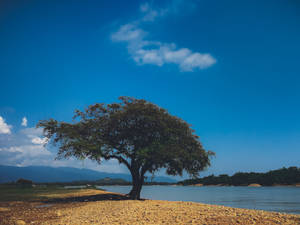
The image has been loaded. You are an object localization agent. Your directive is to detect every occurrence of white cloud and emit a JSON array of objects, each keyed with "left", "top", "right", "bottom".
[
  {"left": 20, "top": 127, "right": 44, "bottom": 137},
  {"left": 111, "top": 24, "right": 146, "bottom": 42},
  {"left": 111, "top": 1, "right": 216, "bottom": 72},
  {"left": 0, "top": 145, "right": 51, "bottom": 157},
  {"left": 140, "top": 2, "right": 169, "bottom": 22},
  {"left": 163, "top": 47, "right": 191, "bottom": 63},
  {"left": 0, "top": 126, "right": 51, "bottom": 157},
  {"left": 0, "top": 126, "right": 53, "bottom": 166},
  {"left": 135, "top": 48, "right": 164, "bottom": 66},
  {"left": 21, "top": 117, "right": 27, "bottom": 127},
  {"left": 31, "top": 137, "right": 48, "bottom": 145},
  {"left": 0, "top": 122, "right": 128, "bottom": 174},
  {"left": 180, "top": 52, "right": 217, "bottom": 71},
  {"left": 0, "top": 116, "right": 12, "bottom": 134}
]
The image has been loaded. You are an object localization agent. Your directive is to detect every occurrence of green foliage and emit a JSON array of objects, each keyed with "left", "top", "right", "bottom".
[
  {"left": 37, "top": 97, "right": 214, "bottom": 199},
  {"left": 178, "top": 167, "right": 300, "bottom": 186}
]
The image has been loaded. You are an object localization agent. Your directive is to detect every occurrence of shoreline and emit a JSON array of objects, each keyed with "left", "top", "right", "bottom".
[
  {"left": 1, "top": 189, "right": 300, "bottom": 224},
  {"left": 187, "top": 183, "right": 300, "bottom": 187},
  {"left": 96, "top": 183, "right": 300, "bottom": 188}
]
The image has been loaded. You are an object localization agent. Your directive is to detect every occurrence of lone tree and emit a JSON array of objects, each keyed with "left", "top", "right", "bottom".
[{"left": 38, "top": 97, "right": 214, "bottom": 199}]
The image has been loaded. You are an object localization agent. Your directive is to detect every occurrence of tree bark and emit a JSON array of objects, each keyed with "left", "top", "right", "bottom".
[{"left": 128, "top": 171, "right": 144, "bottom": 200}]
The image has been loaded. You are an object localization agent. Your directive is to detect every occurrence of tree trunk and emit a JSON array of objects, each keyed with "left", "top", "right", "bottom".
[{"left": 128, "top": 172, "right": 144, "bottom": 200}]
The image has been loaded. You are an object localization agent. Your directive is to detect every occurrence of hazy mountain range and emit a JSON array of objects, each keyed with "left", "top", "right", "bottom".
[{"left": 0, "top": 165, "right": 177, "bottom": 183}]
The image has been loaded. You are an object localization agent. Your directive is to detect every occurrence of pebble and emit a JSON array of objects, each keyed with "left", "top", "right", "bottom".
[{"left": 14, "top": 220, "right": 26, "bottom": 225}]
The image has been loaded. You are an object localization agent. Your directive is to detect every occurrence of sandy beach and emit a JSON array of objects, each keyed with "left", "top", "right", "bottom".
[{"left": 0, "top": 189, "right": 299, "bottom": 225}]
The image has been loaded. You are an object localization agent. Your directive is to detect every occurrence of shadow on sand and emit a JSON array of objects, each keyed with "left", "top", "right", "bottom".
[{"left": 42, "top": 192, "right": 145, "bottom": 204}]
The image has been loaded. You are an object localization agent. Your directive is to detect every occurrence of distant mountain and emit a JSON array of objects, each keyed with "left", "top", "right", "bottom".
[{"left": 0, "top": 165, "right": 177, "bottom": 183}]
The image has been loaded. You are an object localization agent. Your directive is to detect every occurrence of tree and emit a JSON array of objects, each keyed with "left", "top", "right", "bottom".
[{"left": 37, "top": 97, "right": 214, "bottom": 199}]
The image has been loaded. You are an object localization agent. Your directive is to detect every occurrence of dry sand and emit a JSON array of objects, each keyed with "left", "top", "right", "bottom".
[{"left": 1, "top": 189, "right": 299, "bottom": 225}]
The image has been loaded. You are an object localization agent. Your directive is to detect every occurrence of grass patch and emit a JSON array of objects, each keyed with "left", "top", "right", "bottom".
[{"left": 0, "top": 184, "right": 91, "bottom": 202}]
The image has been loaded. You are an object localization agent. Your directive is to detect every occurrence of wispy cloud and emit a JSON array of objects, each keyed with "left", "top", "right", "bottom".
[
  {"left": 0, "top": 126, "right": 52, "bottom": 165},
  {"left": 31, "top": 137, "right": 48, "bottom": 145},
  {"left": 21, "top": 117, "right": 27, "bottom": 127},
  {"left": 140, "top": 2, "right": 168, "bottom": 22},
  {"left": 0, "top": 117, "right": 128, "bottom": 173},
  {"left": 0, "top": 116, "right": 12, "bottom": 134},
  {"left": 111, "top": 1, "right": 216, "bottom": 72},
  {"left": 111, "top": 24, "right": 146, "bottom": 42}
]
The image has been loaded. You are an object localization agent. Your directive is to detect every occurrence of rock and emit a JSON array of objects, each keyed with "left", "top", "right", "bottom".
[
  {"left": 14, "top": 220, "right": 26, "bottom": 225},
  {"left": 57, "top": 210, "right": 62, "bottom": 216}
]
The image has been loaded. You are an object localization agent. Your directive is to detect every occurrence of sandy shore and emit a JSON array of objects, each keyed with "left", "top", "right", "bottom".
[{"left": 1, "top": 189, "right": 299, "bottom": 225}]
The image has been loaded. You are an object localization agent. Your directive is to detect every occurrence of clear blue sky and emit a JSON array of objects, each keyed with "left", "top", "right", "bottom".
[{"left": 0, "top": 0, "right": 299, "bottom": 178}]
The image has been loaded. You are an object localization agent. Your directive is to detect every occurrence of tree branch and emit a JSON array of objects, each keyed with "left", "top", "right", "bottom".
[
  {"left": 109, "top": 155, "right": 131, "bottom": 170},
  {"left": 141, "top": 162, "right": 152, "bottom": 177}
]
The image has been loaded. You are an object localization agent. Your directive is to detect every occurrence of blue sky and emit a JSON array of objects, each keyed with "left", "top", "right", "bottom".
[{"left": 0, "top": 0, "right": 300, "bottom": 178}]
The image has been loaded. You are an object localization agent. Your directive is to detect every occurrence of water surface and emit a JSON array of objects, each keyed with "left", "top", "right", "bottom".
[{"left": 97, "top": 185, "right": 300, "bottom": 214}]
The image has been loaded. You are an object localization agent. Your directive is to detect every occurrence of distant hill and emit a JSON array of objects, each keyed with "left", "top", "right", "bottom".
[{"left": 0, "top": 165, "right": 177, "bottom": 183}]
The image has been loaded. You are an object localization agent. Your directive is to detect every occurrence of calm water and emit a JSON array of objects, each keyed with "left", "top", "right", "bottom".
[{"left": 97, "top": 185, "right": 300, "bottom": 214}]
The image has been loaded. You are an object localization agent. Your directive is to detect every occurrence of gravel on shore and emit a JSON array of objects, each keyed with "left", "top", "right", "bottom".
[{"left": 1, "top": 189, "right": 299, "bottom": 225}]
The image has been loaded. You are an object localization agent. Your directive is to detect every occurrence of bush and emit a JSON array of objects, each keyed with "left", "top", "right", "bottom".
[{"left": 16, "top": 178, "right": 33, "bottom": 187}]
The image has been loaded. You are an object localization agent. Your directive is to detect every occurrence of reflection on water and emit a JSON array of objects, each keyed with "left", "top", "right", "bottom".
[{"left": 97, "top": 185, "right": 300, "bottom": 214}]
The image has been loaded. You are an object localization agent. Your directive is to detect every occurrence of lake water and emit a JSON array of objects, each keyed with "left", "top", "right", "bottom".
[{"left": 97, "top": 185, "right": 300, "bottom": 214}]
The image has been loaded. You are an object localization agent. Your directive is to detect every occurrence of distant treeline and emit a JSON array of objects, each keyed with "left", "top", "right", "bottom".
[
  {"left": 178, "top": 167, "right": 300, "bottom": 186},
  {"left": 38, "top": 179, "right": 173, "bottom": 186},
  {"left": 4, "top": 177, "right": 174, "bottom": 186}
]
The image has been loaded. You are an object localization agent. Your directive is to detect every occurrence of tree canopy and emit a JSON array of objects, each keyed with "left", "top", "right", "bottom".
[{"left": 38, "top": 96, "right": 214, "bottom": 199}]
